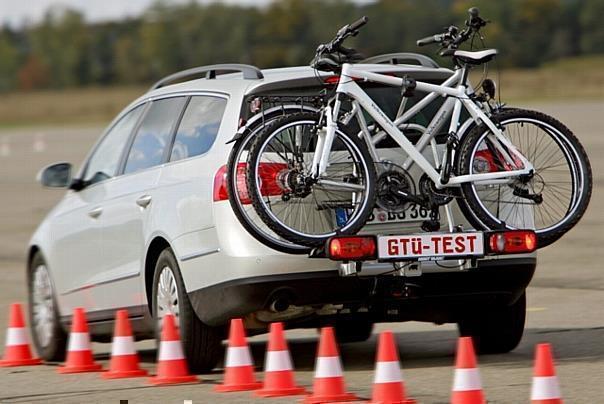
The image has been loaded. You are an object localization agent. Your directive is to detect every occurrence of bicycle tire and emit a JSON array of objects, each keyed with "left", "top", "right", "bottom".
[
  {"left": 246, "top": 112, "right": 377, "bottom": 247},
  {"left": 456, "top": 108, "right": 592, "bottom": 248},
  {"left": 226, "top": 108, "right": 314, "bottom": 254}
]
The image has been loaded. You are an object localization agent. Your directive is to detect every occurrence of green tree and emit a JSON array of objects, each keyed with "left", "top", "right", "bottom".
[{"left": 0, "top": 31, "right": 19, "bottom": 90}]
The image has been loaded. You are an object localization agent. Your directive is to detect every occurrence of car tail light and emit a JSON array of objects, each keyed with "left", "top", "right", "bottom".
[
  {"left": 213, "top": 165, "right": 229, "bottom": 202},
  {"left": 327, "top": 236, "right": 377, "bottom": 261},
  {"left": 487, "top": 230, "right": 537, "bottom": 254},
  {"left": 213, "top": 163, "right": 288, "bottom": 204}
]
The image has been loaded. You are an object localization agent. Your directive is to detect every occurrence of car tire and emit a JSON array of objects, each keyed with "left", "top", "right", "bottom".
[
  {"left": 334, "top": 317, "right": 374, "bottom": 343},
  {"left": 151, "top": 248, "right": 222, "bottom": 373},
  {"left": 457, "top": 292, "right": 526, "bottom": 354},
  {"left": 27, "top": 251, "right": 67, "bottom": 362}
]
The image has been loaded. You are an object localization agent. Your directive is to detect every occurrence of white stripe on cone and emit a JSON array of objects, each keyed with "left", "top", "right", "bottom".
[
  {"left": 5, "top": 328, "right": 29, "bottom": 346},
  {"left": 531, "top": 376, "right": 562, "bottom": 400},
  {"left": 453, "top": 368, "right": 482, "bottom": 391},
  {"left": 225, "top": 346, "right": 253, "bottom": 367},
  {"left": 374, "top": 361, "right": 403, "bottom": 383},
  {"left": 265, "top": 350, "right": 293, "bottom": 372},
  {"left": 111, "top": 336, "right": 136, "bottom": 356},
  {"left": 67, "top": 332, "right": 91, "bottom": 352},
  {"left": 158, "top": 340, "right": 185, "bottom": 361},
  {"left": 315, "top": 356, "right": 343, "bottom": 378}
]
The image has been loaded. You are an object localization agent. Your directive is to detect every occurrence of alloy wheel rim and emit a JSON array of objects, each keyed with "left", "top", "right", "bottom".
[
  {"left": 32, "top": 264, "right": 54, "bottom": 348},
  {"left": 156, "top": 266, "right": 179, "bottom": 330}
]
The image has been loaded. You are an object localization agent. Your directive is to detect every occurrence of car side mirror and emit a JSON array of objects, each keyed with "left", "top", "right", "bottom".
[{"left": 37, "top": 162, "right": 72, "bottom": 188}]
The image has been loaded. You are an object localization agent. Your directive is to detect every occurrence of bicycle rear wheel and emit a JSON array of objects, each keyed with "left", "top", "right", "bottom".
[
  {"left": 456, "top": 109, "right": 592, "bottom": 248},
  {"left": 246, "top": 112, "right": 376, "bottom": 247},
  {"left": 226, "top": 109, "right": 313, "bottom": 254}
]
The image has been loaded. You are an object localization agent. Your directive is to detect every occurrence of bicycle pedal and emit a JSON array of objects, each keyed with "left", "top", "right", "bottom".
[{"left": 421, "top": 220, "right": 441, "bottom": 232}]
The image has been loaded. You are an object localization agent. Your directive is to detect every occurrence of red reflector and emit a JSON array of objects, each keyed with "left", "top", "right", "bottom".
[
  {"left": 328, "top": 236, "right": 377, "bottom": 261},
  {"left": 488, "top": 230, "right": 537, "bottom": 254}
]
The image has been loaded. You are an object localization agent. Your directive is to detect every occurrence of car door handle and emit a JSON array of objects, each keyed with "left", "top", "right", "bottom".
[
  {"left": 136, "top": 195, "right": 152, "bottom": 208},
  {"left": 88, "top": 206, "right": 103, "bottom": 219}
]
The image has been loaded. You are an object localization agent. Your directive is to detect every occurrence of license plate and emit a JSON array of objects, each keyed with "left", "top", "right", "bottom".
[
  {"left": 366, "top": 205, "right": 429, "bottom": 225},
  {"left": 377, "top": 232, "right": 484, "bottom": 261}
]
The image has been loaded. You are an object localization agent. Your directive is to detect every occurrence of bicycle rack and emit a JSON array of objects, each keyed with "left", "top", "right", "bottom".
[
  {"left": 362, "top": 53, "right": 440, "bottom": 69},
  {"left": 149, "top": 63, "right": 264, "bottom": 91}
]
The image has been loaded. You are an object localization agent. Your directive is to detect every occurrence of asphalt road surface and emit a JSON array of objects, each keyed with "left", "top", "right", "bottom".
[{"left": 0, "top": 101, "right": 602, "bottom": 403}]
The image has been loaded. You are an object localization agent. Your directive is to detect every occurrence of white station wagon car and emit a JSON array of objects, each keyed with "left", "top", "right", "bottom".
[{"left": 29, "top": 60, "right": 536, "bottom": 372}]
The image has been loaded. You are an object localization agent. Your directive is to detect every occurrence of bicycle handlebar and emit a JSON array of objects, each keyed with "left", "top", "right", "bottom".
[
  {"left": 349, "top": 16, "right": 369, "bottom": 32},
  {"left": 416, "top": 7, "right": 489, "bottom": 50}
]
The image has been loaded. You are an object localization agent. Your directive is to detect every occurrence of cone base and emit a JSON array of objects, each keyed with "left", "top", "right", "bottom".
[
  {"left": 303, "top": 392, "right": 359, "bottom": 403},
  {"left": 148, "top": 374, "right": 199, "bottom": 385},
  {"left": 369, "top": 399, "right": 416, "bottom": 404},
  {"left": 215, "top": 381, "right": 263, "bottom": 392},
  {"left": 102, "top": 368, "right": 149, "bottom": 379},
  {"left": 255, "top": 386, "right": 307, "bottom": 397},
  {"left": 57, "top": 363, "right": 103, "bottom": 373},
  {"left": 0, "top": 357, "right": 42, "bottom": 367}
]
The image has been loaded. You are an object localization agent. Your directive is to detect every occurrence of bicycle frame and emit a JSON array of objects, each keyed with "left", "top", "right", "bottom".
[{"left": 311, "top": 63, "right": 534, "bottom": 189}]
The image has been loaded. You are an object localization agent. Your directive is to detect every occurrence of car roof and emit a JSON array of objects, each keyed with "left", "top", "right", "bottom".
[{"left": 143, "top": 64, "right": 454, "bottom": 100}]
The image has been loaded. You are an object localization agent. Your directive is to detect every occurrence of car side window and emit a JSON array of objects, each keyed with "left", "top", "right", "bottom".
[
  {"left": 83, "top": 105, "right": 144, "bottom": 185},
  {"left": 169, "top": 96, "right": 227, "bottom": 162},
  {"left": 123, "top": 97, "right": 186, "bottom": 175}
]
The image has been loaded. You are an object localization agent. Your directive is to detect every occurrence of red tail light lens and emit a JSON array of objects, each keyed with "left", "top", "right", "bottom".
[
  {"left": 213, "top": 165, "right": 229, "bottom": 202},
  {"left": 213, "top": 163, "right": 288, "bottom": 203},
  {"left": 327, "top": 236, "right": 377, "bottom": 261},
  {"left": 487, "top": 230, "right": 537, "bottom": 254}
]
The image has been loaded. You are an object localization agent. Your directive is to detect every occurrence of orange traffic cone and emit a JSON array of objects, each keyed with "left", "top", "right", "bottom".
[
  {"left": 255, "top": 322, "right": 306, "bottom": 397},
  {"left": 303, "top": 327, "right": 358, "bottom": 403},
  {"left": 148, "top": 314, "right": 198, "bottom": 385},
  {"left": 531, "top": 343, "right": 563, "bottom": 403},
  {"left": 215, "top": 318, "right": 262, "bottom": 392},
  {"left": 0, "top": 303, "right": 42, "bottom": 367},
  {"left": 451, "top": 337, "right": 485, "bottom": 404},
  {"left": 102, "top": 310, "right": 148, "bottom": 379},
  {"left": 370, "top": 330, "right": 416, "bottom": 404},
  {"left": 58, "top": 307, "right": 103, "bottom": 373}
]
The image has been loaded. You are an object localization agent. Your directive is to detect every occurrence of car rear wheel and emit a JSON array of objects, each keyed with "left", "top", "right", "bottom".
[
  {"left": 151, "top": 248, "right": 222, "bottom": 373},
  {"left": 28, "top": 251, "right": 67, "bottom": 361},
  {"left": 457, "top": 291, "right": 526, "bottom": 354}
]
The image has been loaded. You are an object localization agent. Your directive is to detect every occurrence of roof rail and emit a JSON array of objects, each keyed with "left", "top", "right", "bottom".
[
  {"left": 361, "top": 53, "right": 440, "bottom": 69},
  {"left": 149, "top": 63, "right": 264, "bottom": 91}
]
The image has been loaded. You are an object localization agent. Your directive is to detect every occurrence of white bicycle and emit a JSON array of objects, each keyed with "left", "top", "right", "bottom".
[{"left": 244, "top": 10, "right": 592, "bottom": 249}]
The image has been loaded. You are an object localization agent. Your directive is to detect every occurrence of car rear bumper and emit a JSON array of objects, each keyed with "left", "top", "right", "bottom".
[{"left": 188, "top": 257, "right": 536, "bottom": 326}]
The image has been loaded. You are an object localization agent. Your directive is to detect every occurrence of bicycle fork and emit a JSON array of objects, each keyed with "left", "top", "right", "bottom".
[{"left": 311, "top": 98, "right": 343, "bottom": 177}]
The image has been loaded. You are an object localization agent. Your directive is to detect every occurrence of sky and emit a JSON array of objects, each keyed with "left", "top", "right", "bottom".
[{"left": 1, "top": 0, "right": 376, "bottom": 27}]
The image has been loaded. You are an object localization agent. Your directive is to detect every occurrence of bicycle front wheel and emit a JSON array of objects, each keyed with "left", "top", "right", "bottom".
[
  {"left": 246, "top": 112, "right": 376, "bottom": 247},
  {"left": 456, "top": 109, "right": 592, "bottom": 248}
]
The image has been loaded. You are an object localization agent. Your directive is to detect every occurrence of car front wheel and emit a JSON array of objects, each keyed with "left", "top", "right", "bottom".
[
  {"left": 28, "top": 251, "right": 67, "bottom": 362},
  {"left": 151, "top": 247, "right": 222, "bottom": 373},
  {"left": 457, "top": 292, "right": 526, "bottom": 354}
]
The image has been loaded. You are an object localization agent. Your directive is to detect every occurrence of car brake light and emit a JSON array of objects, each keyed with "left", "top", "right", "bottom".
[
  {"left": 213, "top": 163, "right": 288, "bottom": 204},
  {"left": 487, "top": 230, "right": 537, "bottom": 254},
  {"left": 327, "top": 236, "right": 377, "bottom": 261}
]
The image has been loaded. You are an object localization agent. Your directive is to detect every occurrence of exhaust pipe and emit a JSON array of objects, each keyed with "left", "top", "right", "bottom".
[{"left": 269, "top": 296, "right": 291, "bottom": 313}]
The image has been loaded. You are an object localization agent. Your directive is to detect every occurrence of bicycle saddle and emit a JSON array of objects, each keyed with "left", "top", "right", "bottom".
[{"left": 453, "top": 49, "right": 497, "bottom": 65}]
